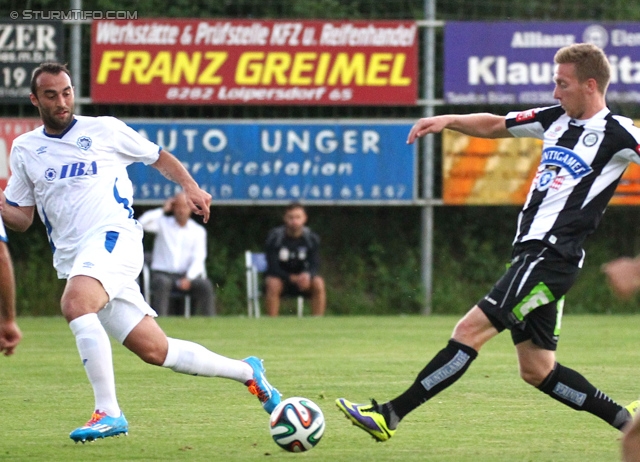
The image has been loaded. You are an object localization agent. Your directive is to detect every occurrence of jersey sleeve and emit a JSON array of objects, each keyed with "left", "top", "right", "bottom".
[
  {"left": 105, "top": 117, "right": 161, "bottom": 165},
  {"left": 4, "top": 142, "right": 36, "bottom": 207},
  {"left": 505, "top": 105, "right": 562, "bottom": 140}
]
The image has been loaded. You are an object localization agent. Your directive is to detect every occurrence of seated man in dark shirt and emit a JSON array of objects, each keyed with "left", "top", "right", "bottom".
[{"left": 264, "top": 203, "right": 325, "bottom": 316}]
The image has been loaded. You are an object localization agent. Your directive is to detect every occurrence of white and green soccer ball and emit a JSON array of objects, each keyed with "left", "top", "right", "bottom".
[{"left": 269, "top": 397, "right": 325, "bottom": 452}]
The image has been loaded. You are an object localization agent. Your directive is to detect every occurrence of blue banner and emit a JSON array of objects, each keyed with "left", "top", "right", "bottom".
[
  {"left": 444, "top": 21, "right": 640, "bottom": 105},
  {"left": 126, "top": 121, "right": 416, "bottom": 204}
]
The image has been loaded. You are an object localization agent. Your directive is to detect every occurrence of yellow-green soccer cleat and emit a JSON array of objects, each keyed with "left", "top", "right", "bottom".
[
  {"left": 625, "top": 400, "right": 640, "bottom": 419},
  {"left": 335, "top": 398, "right": 396, "bottom": 442}
]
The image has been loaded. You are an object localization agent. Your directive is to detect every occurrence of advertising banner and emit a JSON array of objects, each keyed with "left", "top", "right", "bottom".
[
  {"left": 442, "top": 129, "right": 640, "bottom": 205},
  {"left": 444, "top": 21, "right": 640, "bottom": 105},
  {"left": 91, "top": 19, "right": 418, "bottom": 105},
  {"left": 0, "top": 118, "right": 41, "bottom": 189},
  {"left": 0, "top": 21, "right": 65, "bottom": 102},
  {"left": 126, "top": 120, "right": 416, "bottom": 203}
]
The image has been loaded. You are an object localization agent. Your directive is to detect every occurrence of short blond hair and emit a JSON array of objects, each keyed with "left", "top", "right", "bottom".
[{"left": 554, "top": 43, "right": 610, "bottom": 94}]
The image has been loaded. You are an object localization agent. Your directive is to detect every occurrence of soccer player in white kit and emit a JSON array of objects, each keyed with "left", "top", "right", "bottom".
[{"left": 0, "top": 63, "right": 281, "bottom": 443}]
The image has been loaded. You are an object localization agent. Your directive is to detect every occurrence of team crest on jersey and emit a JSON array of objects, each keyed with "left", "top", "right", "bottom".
[
  {"left": 515, "top": 109, "right": 536, "bottom": 122},
  {"left": 44, "top": 168, "right": 56, "bottom": 181},
  {"left": 582, "top": 133, "right": 598, "bottom": 147},
  {"left": 540, "top": 146, "right": 593, "bottom": 179},
  {"left": 76, "top": 136, "right": 92, "bottom": 150}
]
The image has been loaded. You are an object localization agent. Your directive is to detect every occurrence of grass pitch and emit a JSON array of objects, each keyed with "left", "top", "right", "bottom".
[{"left": 0, "top": 315, "right": 638, "bottom": 461}]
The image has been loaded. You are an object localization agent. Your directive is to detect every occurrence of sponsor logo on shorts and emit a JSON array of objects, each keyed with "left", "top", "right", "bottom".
[{"left": 82, "top": 262, "right": 94, "bottom": 268}]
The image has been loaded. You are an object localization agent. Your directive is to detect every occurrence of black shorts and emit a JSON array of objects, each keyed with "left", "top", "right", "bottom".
[
  {"left": 476, "top": 242, "right": 580, "bottom": 351},
  {"left": 282, "top": 279, "right": 311, "bottom": 297},
  {"left": 267, "top": 275, "right": 312, "bottom": 298}
]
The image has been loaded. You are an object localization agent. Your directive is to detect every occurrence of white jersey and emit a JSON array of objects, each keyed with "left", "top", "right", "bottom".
[
  {"left": 506, "top": 105, "right": 640, "bottom": 264},
  {"left": 5, "top": 115, "right": 160, "bottom": 274}
]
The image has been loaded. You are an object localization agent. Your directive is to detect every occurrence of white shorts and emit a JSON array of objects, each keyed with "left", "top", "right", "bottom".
[
  {"left": 98, "top": 281, "right": 157, "bottom": 344},
  {"left": 68, "top": 227, "right": 143, "bottom": 298},
  {"left": 68, "top": 226, "right": 157, "bottom": 343}
]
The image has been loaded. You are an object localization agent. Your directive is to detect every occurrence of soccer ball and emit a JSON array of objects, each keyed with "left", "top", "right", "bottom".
[{"left": 269, "top": 397, "right": 325, "bottom": 452}]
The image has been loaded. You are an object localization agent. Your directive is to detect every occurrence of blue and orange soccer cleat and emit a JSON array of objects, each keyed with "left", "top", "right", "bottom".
[
  {"left": 336, "top": 398, "right": 396, "bottom": 442},
  {"left": 243, "top": 356, "right": 281, "bottom": 414},
  {"left": 69, "top": 410, "right": 128, "bottom": 443}
]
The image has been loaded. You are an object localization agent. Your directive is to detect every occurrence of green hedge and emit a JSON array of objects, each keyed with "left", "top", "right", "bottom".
[{"left": 7, "top": 205, "right": 640, "bottom": 316}]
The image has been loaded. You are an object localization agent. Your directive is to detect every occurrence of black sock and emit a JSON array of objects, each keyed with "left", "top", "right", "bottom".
[
  {"left": 538, "top": 363, "right": 631, "bottom": 430},
  {"left": 388, "top": 339, "right": 478, "bottom": 422}
]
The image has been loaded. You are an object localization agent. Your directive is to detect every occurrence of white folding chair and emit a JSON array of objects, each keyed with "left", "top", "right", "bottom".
[{"left": 245, "top": 250, "right": 303, "bottom": 318}]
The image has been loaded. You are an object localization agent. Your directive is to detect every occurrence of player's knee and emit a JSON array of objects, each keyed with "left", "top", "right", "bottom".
[
  {"left": 137, "top": 345, "right": 167, "bottom": 366},
  {"left": 123, "top": 319, "right": 169, "bottom": 366},
  {"left": 60, "top": 296, "right": 93, "bottom": 322},
  {"left": 518, "top": 364, "right": 549, "bottom": 387},
  {"left": 451, "top": 317, "right": 482, "bottom": 344}
]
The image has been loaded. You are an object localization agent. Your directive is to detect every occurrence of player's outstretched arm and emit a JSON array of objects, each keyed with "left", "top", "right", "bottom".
[
  {"left": 150, "top": 150, "right": 212, "bottom": 223},
  {"left": 407, "top": 113, "right": 511, "bottom": 144},
  {"left": 0, "top": 190, "right": 34, "bottom": 232},
  {"left": 0, "top": 243, "right": 21, "bottom": 356}
]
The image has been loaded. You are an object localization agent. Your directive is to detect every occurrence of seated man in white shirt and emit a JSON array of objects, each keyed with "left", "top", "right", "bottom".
[{"left": 138, "top": 193, "right": 216, "bottom": 316}]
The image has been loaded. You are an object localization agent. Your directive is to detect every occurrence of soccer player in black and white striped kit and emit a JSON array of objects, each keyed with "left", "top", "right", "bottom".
[{"left": 337, "top": 43, "right": 640, "bottom": 443}]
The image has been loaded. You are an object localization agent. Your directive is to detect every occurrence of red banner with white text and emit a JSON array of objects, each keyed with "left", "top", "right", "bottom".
[
  {"left": 0, "top": 119, "right": 41, "bottom": 190},
  {"left": 90, "top": 19, "right": 418, "bottom": 105}
]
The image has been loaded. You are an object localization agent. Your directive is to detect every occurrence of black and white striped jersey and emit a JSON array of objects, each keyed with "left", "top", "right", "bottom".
[{"left": 505, "top": 105, "right": 640, "bottom": 266}]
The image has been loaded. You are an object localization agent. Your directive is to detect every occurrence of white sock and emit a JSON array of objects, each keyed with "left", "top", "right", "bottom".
[
  {"left": 162, "top": 337, "right": 253, "bottom": 383},
  {"left": 69, "top": 313, "right": 120, "bottom": 417}
]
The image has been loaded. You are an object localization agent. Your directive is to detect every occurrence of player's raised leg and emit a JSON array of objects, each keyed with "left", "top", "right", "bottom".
[
  {"left": 121, "top": 315, "right": 281, "bottom": 413},
  {"left": 337, "top": 307, "right": 494, "bottom": 441},
  {"left": 519, "top": 340, "right": 638, "bottom": 430}
]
